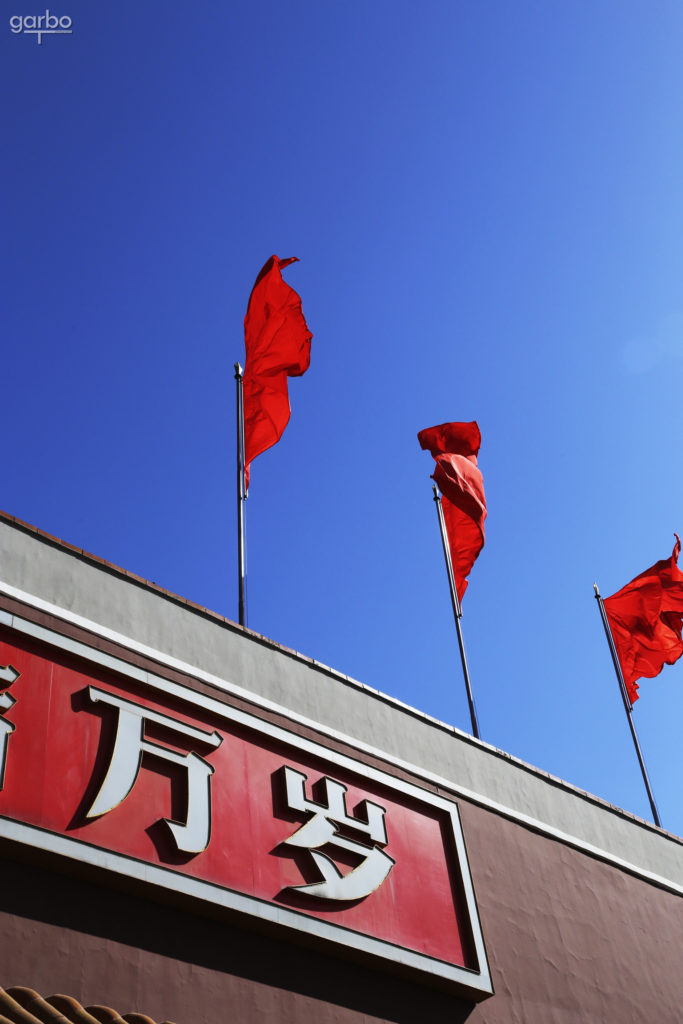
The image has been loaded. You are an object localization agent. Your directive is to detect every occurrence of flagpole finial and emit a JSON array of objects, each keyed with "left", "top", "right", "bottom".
[
  {"left": 234, "top": 362, "right": 243, "bottom": 378},
  {"left": 432, "top": 483, "right": 439, "bottom": 502},
  {"left": 593, "top": 582, "right": 600, "bottom": 597}
]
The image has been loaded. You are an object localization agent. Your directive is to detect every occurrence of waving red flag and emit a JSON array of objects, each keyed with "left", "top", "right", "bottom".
[
  {"left": 243, "top": 256, "right": 312, "bottom": 487},
  {"left": 603, "top": 536, "right": 683, "bottom": 703},
  {"left": 418, "top": 421, "right": 486, "bottom": 601}
]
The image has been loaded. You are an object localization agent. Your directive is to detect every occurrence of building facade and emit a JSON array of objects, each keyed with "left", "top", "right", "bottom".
[{"left": 0, "top": 511, "right": 681, "bottom": 1023}]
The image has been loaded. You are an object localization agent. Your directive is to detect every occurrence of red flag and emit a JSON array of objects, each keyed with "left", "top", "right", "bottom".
[
  {"left": 243, "top": 255, "right": 312, "bottom": 487},
  {"left": 418, "top": 421, "right": 486, "bottom": 601},
  {"left": 603, "top": 536, "right": 683, "bottom": 703}
]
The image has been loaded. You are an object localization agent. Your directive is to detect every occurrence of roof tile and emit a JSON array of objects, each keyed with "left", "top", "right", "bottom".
[{"left": 1, "top": 991, "right": 174, "bottom": 1024}]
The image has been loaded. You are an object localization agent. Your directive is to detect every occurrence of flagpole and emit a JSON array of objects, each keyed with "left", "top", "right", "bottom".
[
  {"left": 433, "top": 485, "right": 480, "bottom": 739},
  {"left": 593, "top": 583, "right": 661, "bottom": 827},
  {"left": 235, "top": 362, "right": 247, "bottom": 627}
]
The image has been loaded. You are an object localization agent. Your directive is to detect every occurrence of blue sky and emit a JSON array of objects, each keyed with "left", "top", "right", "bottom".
[{"left": 4, "top": 2, "right": 683, "bottom": 835}]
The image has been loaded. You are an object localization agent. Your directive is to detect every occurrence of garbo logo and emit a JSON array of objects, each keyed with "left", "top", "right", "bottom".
[{"left": 10, "top": 10, "right": 72, "bottom": 44}]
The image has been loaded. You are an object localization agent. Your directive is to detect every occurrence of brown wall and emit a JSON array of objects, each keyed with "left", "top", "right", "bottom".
[
  {"left": 1, "top": 797, "right": 681, "bottom": 1024},
  {"left": 461, "top": 800, "right": 682, "bottom": 1023}
]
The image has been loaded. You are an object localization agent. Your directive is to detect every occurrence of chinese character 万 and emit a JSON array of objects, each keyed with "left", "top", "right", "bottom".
[{"left": 84, "top": 687, "right": 222, "bottom": 854}]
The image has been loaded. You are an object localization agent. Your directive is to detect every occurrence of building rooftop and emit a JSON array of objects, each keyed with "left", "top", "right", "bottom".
[{"left": 1, "top": 508, "right": 681, "bottom": 894}]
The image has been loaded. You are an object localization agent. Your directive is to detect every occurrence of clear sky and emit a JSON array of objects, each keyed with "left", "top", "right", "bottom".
[{"left": 4, "top": 2, "right": 683, "bottom": 835}]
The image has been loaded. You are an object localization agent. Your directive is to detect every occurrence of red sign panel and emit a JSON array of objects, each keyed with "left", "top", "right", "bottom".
[{"left": 0, "top": 620, "right": 492, "bottom": 997}]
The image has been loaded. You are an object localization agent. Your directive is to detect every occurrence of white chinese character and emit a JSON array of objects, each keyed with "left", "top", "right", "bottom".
[
  {"left": 0, "top": 665, "right": 20, "bottom": 790},
  {"left": 280, "top": 766, "right": 395, "bottom": 901},
  {"left": 84, "top": 686, "right": 222, "bottom": 854}
]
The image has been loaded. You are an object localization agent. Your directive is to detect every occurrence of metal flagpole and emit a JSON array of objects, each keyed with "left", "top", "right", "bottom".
[
  {"left": 235, "top": 362, "right": 247, "bottom": 627},
  {"left": 433, "top": 485, "right": 481, "bottom": 739},
  {"left": 593, "top": 583, "right": 661, "bottom": 827}
]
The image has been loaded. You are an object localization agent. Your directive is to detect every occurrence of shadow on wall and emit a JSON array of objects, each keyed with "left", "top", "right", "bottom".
[{"left": 0, "top": 858, "right": 478, "bottom": 1024}]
